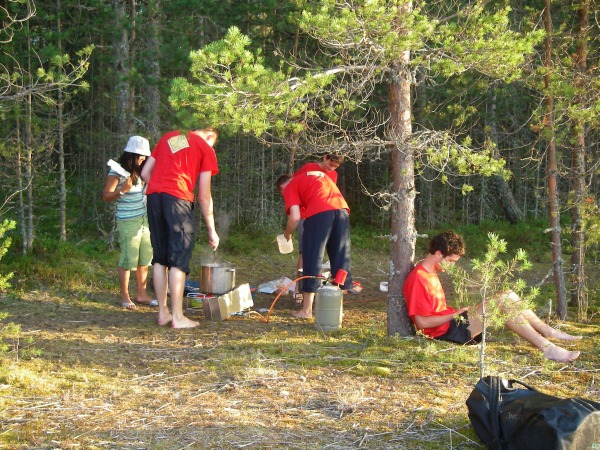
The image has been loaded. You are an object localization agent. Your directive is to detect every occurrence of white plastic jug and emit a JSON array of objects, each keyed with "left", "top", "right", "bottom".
[{"left": 277, "top": 234, "right": 293, "bottom": 254}]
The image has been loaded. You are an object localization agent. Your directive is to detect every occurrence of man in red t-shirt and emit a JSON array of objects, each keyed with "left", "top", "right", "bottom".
[
  {"left": 403, "top": 231, "right": 581, "bottom": 363},
  {"left": 291, "top": 155, "right": 344, "bottom": 301},
  {"left": 142, "top": 127, "right": 219, "bottom": 329},
  {"left": 276, "top": 172, "right": 352, "bottom": 318}
]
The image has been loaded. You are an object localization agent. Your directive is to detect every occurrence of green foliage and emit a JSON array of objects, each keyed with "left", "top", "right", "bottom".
[
  {"left": 299, "top": 0, "right": 435, "bottom": 65},
  {"left": 170, "top": 26, "right": 334, "bottom": 136},
  {"left": 448, "top": 232, "right": 538, "bottom": 313},
  {"left": 0, "top": 314, "right": 20, "bottom": 354},
  {"left": 446, "top": 232, "right": 539, "bottom": 376},
  {"left": 458, "top": 220, "right": 553, "bottom": 263},
  {"left": 425, "top": 4, "right": 543, "bottom": 80},
  {"left": 1, "top": 233, "right": 114, "bottom": 293},
  {"left": 169, "top": 0, "right": 544, "bottom": 201},
  {"left": 0, "top": 220, "right": 16, "bottom": 292},
  {"left": 0, "top": 218, "right": 40, "bottom": 362}
]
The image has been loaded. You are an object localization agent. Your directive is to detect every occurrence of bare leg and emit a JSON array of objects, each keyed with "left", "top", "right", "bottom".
[
  {"left": 135, "top": 265, "right": 155, "bottom": 304},
  {"left": 153, "top": 263, "right": 172, "bottom": 326},
  {"left": 118, "top": 267, "right": 136, "bottom": 309},
  {"left": 292, "top": 292, "right": 315, "bottom": 319},
  {"left": 468, "top": 294, "right": 579, "bottom": 363},
  {"left": 520, "top": 310, "right": 582, "bottom": 341},
  {"left": 505, "top": 314, "right": 580, "bottom": 363},
  {"left": 169, "top": 267, "right": 199, "bottom": 329}
]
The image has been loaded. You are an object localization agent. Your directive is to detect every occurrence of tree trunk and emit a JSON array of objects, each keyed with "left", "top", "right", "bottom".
[
  {"left": 129, "top": 0, "right": 137, "bottom": 128},
  {"left": 16, "top": 116, "right": 27, "bottom": 255},
  {"left": 543, "top": 0, "right": 568, "bottom": 320},
  {"left": 114, "top": 0, "right": 131, "bottom": 139},
  {"left": 57, "top": 0, "right": 67, "bottom": 241},
  {"left": 146, "top": 0, "right": 161, "bottom": 142},
  {"left": 387, "top": 0, "right": 416, "bottom": 336},
  {"left": 570, "top": 0, "right": 589, "bottom": 320},
  {"left": 24, "top": 28, "right": 34, "bottom": 254},
  {"left": 486, "top": 83, "right": 523, "bottom": 224}
]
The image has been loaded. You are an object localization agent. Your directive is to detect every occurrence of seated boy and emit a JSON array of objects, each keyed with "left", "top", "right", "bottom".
[{"left": 403, "top": 231, "right": 581, "bottom": 363}]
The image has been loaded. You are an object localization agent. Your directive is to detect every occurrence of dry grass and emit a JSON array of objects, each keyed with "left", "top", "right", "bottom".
[{"left": 0, "top": 241, "right": 598, "bottom": 449}]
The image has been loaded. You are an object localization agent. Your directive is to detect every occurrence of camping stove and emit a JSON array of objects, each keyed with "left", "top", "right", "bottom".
[{"left": 188, "top": 283, "right": 253, "bottom": 321}]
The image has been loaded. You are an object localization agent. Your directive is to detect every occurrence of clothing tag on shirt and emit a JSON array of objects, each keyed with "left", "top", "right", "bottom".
[
  {"left": 167, "top": 135, "right": 189, "bottom": 154},
  {"left": 306, "top": 171, "right": 325, "bottom": 177}
]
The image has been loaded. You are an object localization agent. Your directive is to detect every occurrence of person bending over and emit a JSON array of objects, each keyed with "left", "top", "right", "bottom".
[
  {"left": 403, "top": 231, "right": 581, "bottom": 363},
  {"left": 292, "top": 154, "right": 344, "bottom": 301},
  {"left": 142, "top": 127, "right": 219, "bottom": 329},
  {"left": 276, "top": 172, "right": 352, "bottom": 319}
]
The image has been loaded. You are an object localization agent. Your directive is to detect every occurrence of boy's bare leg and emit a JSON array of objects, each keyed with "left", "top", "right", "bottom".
[
  {"left": 292, "top": 292, "right": 315, "bottom": 319},
  {"left": 153, "top": 263, "right": 172, "bottom": 326},
  {"left": 520, "top": 310, "right": 582, "bottom": 341},
  {"left": 169, "top": 267, "right": 199, "bottom": 329},
  {"left": 505, "top": 313, "right": 580, "bottom": 363}
]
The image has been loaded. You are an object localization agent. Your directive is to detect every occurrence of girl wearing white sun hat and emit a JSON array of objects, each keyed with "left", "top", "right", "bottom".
[{"left": 102, "top": 135, "right": 157, "bottom": 310}]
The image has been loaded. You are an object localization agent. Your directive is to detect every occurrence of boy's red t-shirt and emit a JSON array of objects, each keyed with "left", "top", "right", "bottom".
[
  {"left": 282, "top": 172, "right": 349, "bottom": 219},
  {"left": 403, "top": 263, "right": 456, "bottom": 338},
  {"left": 146, "top": 131, "right": 218, "bottom": 202}
]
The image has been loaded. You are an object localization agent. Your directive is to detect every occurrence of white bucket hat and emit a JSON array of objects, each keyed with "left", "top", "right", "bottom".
[{"left": 123, "top": 136, "right": 151, "bottom": 156}]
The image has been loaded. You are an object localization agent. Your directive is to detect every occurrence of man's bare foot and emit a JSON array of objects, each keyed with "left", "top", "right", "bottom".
[
  {"left": 543, "top": 344, "right": 580, "bottom": 363},
  {"left": 119, "top": 300, "right": 136, "bottom": 310},
  {"left": 548, "top": 329, "right": 583, "bottom": 341},
  {"left": 157, "top": 312, "right": 173, "bottom": 326},
  {"left": 171, "top": 316, "right": 200, "bottom": 329},
  {"left": 292, "top": 311, "right": 312, "bottom": 319}
]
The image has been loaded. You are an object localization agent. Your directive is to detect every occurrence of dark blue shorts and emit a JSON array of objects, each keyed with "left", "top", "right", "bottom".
[
  {"left": 301, "top": 209, "right": 352, "bottom": 292},
  {"left": 146, "top": 193, "right": 195, "bottom": 274}
]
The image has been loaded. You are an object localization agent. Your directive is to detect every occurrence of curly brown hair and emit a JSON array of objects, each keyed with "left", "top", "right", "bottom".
[{"left": 428, "top": 231, "right": 466, "bottom": 257}]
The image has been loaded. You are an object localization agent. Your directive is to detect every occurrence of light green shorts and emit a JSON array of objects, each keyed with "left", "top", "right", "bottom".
[{"left": 117, "top": 215, "right": 153, "bottom": 270}]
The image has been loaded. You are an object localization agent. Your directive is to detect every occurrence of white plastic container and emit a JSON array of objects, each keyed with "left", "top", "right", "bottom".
[{"left": 277, "top": 234, "right": 293, "bottom": 254}]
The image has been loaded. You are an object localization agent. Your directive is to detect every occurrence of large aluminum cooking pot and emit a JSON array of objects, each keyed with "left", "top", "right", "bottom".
[{"left": 199, "top": 262, "right": 236, "bottom": 295}]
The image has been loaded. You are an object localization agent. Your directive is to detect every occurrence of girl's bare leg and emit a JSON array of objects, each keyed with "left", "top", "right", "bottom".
[
  {"left": 118, "top": 267, "right": 135, "bottom": 309},
  {"left": 135, "top": 265, "right": 155, "bottom": 304}
]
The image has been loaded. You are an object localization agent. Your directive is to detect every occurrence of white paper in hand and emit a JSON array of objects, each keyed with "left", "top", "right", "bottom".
[{"left": 107, "top": 159, "right": 130, "bottom": 177}]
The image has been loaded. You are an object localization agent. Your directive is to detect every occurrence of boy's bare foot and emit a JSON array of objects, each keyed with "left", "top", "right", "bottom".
[
  {"left": 292, "top": 311, "right": 312, "bottom": 319},
  {"left": 171, "top": 316, "right": 200, "bottom": 329},
  {"left": 543, "top": 344, "right": 580, "bottom": 363},
  {"left": 158, "top": 312, "right": 173, "bottom": 326}
]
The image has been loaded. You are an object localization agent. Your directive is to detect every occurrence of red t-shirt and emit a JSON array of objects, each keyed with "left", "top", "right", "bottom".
[
  {"left": 403, "top": 263, "right": 456, "bottom": 338},
  {"left": 294, "top": 162, "right": 338, "bottom": 184},
  {"left": 293, "top": 163, "right": 339, "bottom": 219},
  {"left": 283, "top": 171, "right": 349, "bottom": 219},
  {"left": 146, "top": 131, "right": 218, "bottom": 202}
]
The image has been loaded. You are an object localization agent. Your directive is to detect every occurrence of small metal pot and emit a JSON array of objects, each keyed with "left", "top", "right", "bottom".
[{"left": 199, "top": 262, "right": 236, "bottom": 295}]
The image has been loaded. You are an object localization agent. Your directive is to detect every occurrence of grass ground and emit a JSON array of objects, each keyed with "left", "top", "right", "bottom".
[{"left": 0, "top": 228, "right": 598, "bottom": 449}]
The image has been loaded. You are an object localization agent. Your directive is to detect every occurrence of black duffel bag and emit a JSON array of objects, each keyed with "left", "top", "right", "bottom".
[{"left": 466, "top": 376, "right": 600, "bottom": 449}]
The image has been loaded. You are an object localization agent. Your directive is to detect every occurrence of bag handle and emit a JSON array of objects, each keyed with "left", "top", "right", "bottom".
[
  {"left": 486, "top": 377, "right": 538, "bottom": 450},
  {"left": 506, "top": 379, "right": 538, "bottom": 392},
  {"left": 488, "top": 376, "right": 502, "bottom": 450}
]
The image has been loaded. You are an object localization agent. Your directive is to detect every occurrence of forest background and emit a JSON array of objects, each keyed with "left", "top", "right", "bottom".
[
  {"left": 0, "top": 0, "right": 599, "bottom": 448},
  {"left": 1, "top": 0, "right": 598, "bottom": 324}
]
